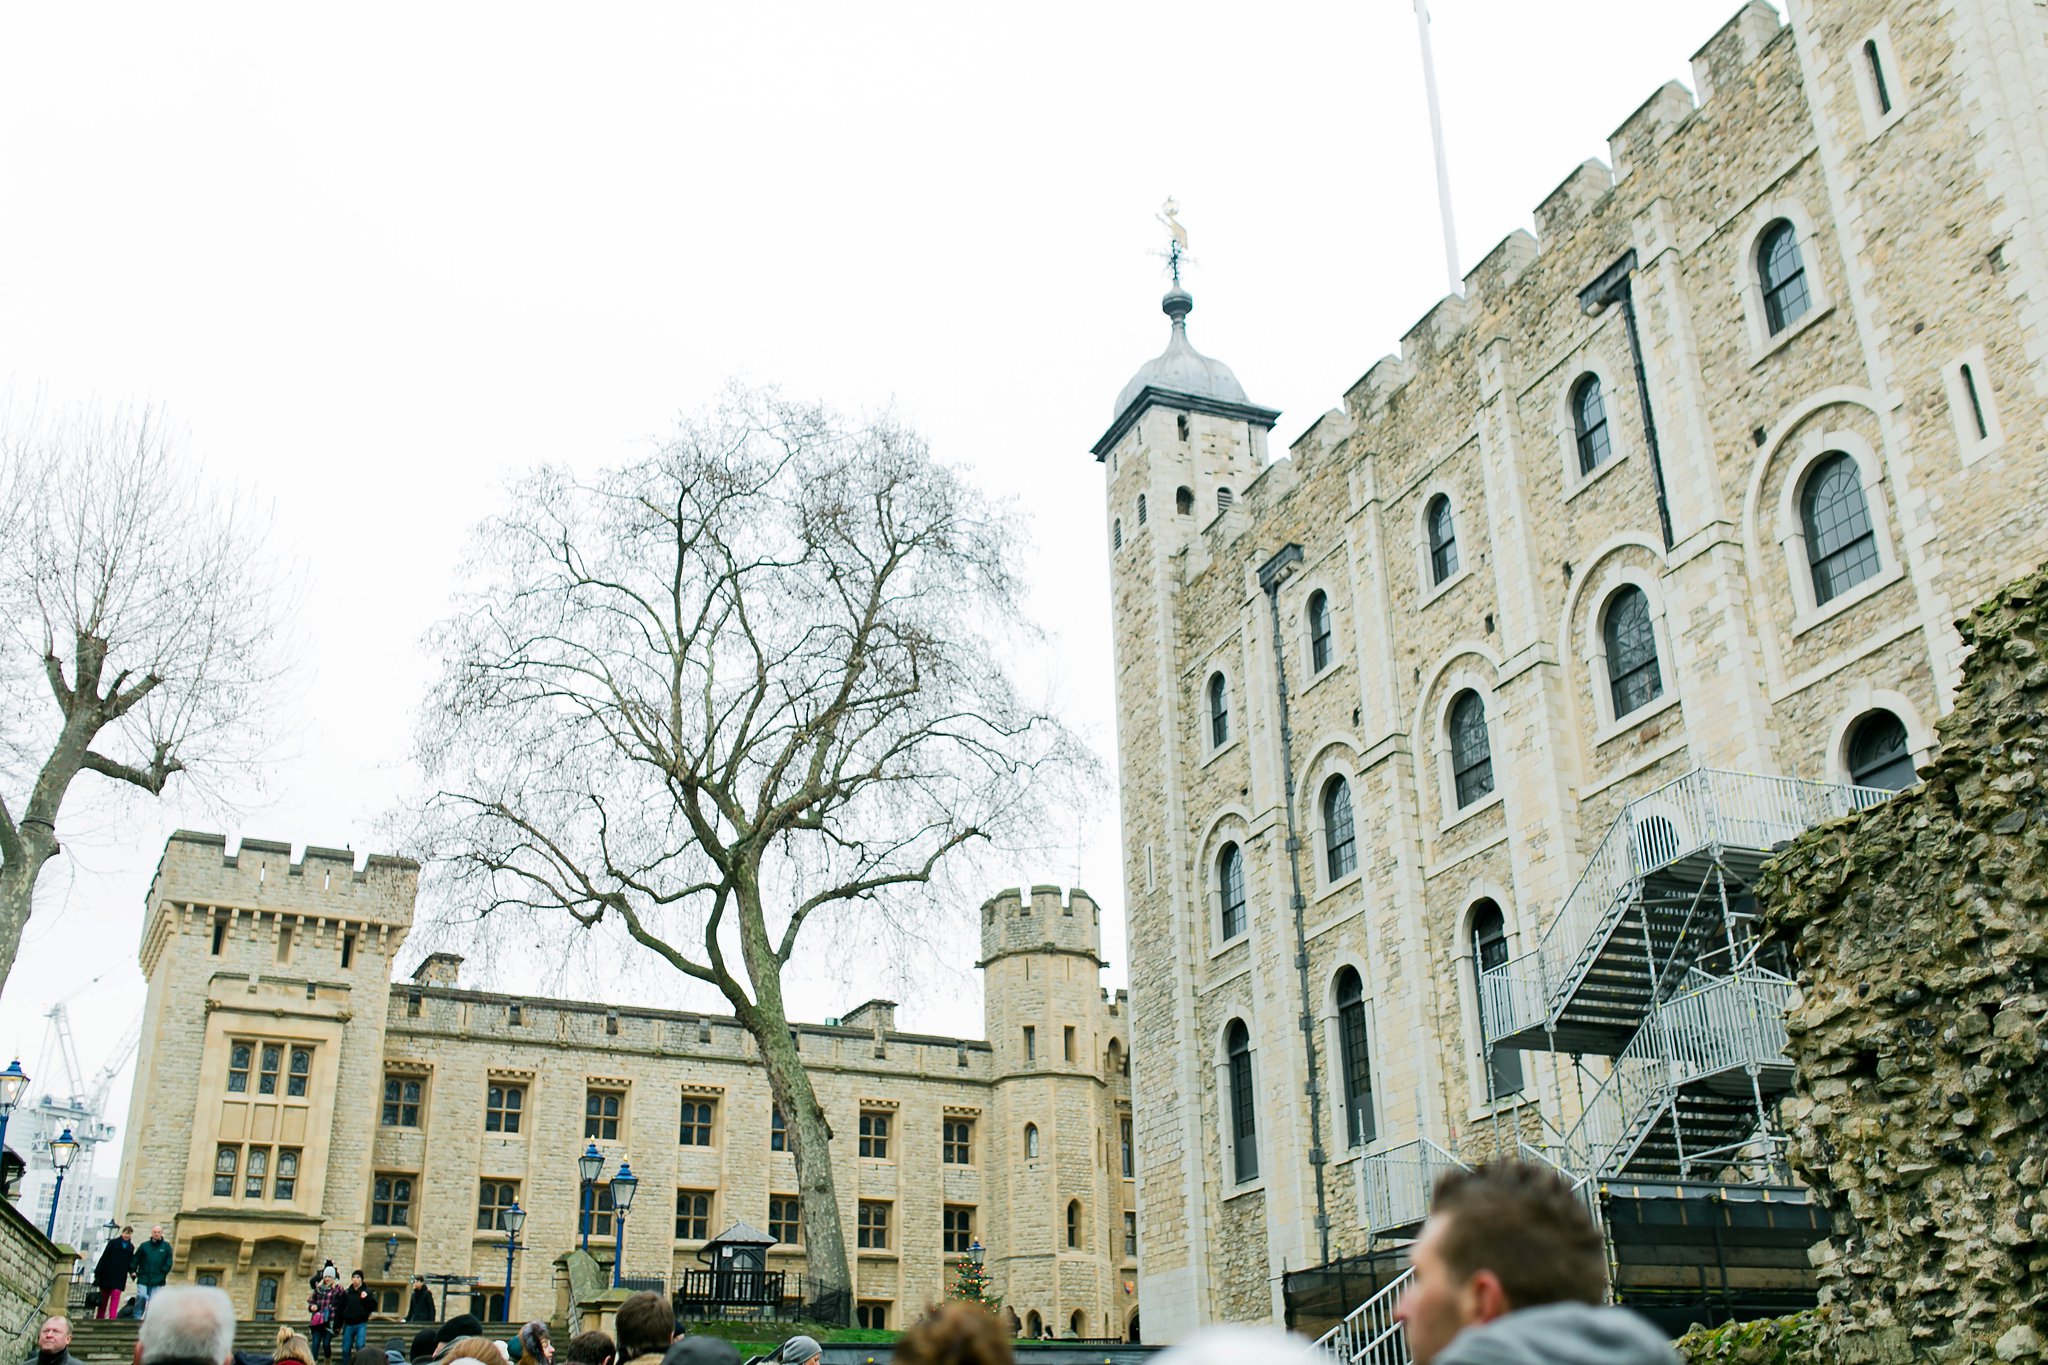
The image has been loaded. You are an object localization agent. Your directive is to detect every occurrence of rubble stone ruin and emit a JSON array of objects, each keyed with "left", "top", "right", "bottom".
[{"left": 1764, "top": 563, "right": 2048, "bottom": 1362}]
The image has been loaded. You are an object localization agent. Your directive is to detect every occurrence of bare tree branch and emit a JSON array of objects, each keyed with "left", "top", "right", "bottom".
[{"left": 410, "top": 384, "right": 1095, "bottom": 1318}]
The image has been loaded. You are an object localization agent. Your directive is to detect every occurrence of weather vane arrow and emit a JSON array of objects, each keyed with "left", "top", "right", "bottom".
[{"left": 1155, "top": 197, "right": 1192, "bottom": 286}]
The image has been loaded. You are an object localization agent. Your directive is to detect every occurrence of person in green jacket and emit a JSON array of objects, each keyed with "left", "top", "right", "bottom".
[{"left": 133, "top": 1226, "right": 174, "bottom": 1317}]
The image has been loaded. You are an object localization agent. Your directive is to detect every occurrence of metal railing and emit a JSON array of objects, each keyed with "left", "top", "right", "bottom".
[
  {"left": 1312, "top": 1267, "right": 1413, "bottom": 1365},
  {"left": 1358, "top": 1138, "right": 1466, "bottom": 1236},
  {"left": 1480, "top": 769, "right": 1889, "bottom": 1045},
  {"left": 1563, "top": 970, "right": 1795, "bottom": 1179}
]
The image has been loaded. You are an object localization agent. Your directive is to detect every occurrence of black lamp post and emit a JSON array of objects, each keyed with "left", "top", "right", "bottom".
[
  {"left": 577, "top": 1144, "right": 605, "bottom": 1253},
  {"left": 609, "top": 1162, "right": 638, "bottom": 1288},
  {"left": 384, "top": 1233, "right": 400, "bottom": 1275},
  {"left": 969, "top": 1239, "right": 985, "bottom": 1267},
  {"left": 0, "top": 1059, "right": 27, "bottom": 1156},
  {"left": 46, "top": 1127, "right": 78, "bottom": 1239},
  {"left": 500, "top": 1202, "right": 526, "bottom": 1323}
]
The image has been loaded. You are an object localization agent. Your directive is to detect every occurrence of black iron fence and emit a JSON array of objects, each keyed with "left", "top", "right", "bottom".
[{"left": 672, "top": 1272, "right": 847, "bottom": 1326}]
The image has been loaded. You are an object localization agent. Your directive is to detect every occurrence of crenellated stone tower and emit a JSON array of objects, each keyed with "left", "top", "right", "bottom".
[
  {"left": 114, "top": 833, "right": 417, "bottom": 1310},
  {"left": 978, "top": 886, "right": 1136, "bottom": 1341}
]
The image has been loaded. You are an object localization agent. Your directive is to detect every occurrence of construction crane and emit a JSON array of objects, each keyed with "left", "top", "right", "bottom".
[{"left": 23, "top": 997, "right": 141, "bottom": 1250}]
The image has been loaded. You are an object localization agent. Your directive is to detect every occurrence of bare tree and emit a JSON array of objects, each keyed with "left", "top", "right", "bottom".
[
  {"left": 414, "top": 387, "right": 1087, "bottom": 1318},
  {"left": 0, "top": 401, "right": 284, "bottom": 993}
]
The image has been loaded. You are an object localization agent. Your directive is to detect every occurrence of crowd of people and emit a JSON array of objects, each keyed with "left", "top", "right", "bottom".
[{"left": 33, "top": 1162, "right": 1675, "bottom": 1365}]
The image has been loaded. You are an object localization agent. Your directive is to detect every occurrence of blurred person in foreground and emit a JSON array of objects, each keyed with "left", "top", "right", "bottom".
[
  {"left": 557, "top": 1335, "right": 612, "bottom": 1365},
  {"left": 891, "top": 1302, "right": 1013, "bottom": 1365},
  {"left": 1394, "top": 1162, "right": 1678, "bottom": 1364},
  {"left": 138, "top": 1287, "right": 238, "bottom": 1365}
]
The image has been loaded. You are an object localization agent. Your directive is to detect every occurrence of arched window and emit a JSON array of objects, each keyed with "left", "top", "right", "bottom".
[
  {"left": 1066, "top": 1200, "right": 1082, "bottom": 1248},
  {"left": 1571, "top": 374, "right": 1612, "bottom": 474},
  {"left": 1847, "top": 710, "right": 1915, "bottom": 790},
  {"left": 1802, "top": 452, "right": 1881, "bottom": 604},
  {"left": 1137, "top": 494, "right": 1148, "bottom": 525},
  {"left": 1863, "top": 39, "right": 1892, "bottom": 115},
  {"left": 1758, "top": 220, "right": 1812, "bottom": 335},
  {"left": 1175, "top": 486, "right": 1194, "bottom": 516},
  {"left": 1448, "top": 690, "right": 1494, "bottom": 808},
  {"left": 1469, "top": 901, "right": 1524, "bottom": 1099},
  {"left": 1217, "top": 486, "right": 1235, "bottom": 510},
  {"left": 1426, "top": 494, "right": 1459, "bottom": 584},
  {"left": 1024, "top": 1123, "right": 1040, "bottom": 1159},
  {"left": 1321, "top": 776, "right": 1356, "bottom": 881},
  {"left": 1225, "top": 1019, "right": 1257, "bottom": 1183},
  {"left": 1307, "top": 590, "right": 1334, "bottom": 672},
  {"left": 1602, "top": 586, "right": 1663, "bottom": 719},
  {"left": 1217, "top": 842, "right": 1247, "bottom": 942},
  {"left": 1112, "top": 519, "right": 1122, "bottom": 551},
  {"left": 1207, "top": 672, "right": 1230, "bottom": 748},
  {"left": 1335, "top": 967, "right": 1374, "bottom": 1148}
]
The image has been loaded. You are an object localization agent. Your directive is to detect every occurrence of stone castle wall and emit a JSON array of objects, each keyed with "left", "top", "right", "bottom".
[
  {"left": 1099, "top": 0, "right": 2048, "bottom": 1337},
  {"left": 1764, "top": 563, "right": 2048, "bottom": 1363},
  {"left": 115, "top": 836, "right": 1137, "bottom": 1338}
]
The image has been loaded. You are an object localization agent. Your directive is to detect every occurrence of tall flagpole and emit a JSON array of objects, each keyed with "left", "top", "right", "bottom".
[{"left": 1414, "top": 0, "right": 1462, "bottom": 294}]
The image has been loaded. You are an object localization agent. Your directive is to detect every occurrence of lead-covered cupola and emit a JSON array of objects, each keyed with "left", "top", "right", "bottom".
[{"left": 1092, "top": 285, "right": 1278, "bottom": 461}]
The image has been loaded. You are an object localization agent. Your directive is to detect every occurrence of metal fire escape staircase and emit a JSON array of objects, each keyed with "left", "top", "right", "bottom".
[{"left": 1479, "top": 769, "right": 1891, "bottom": 1184}]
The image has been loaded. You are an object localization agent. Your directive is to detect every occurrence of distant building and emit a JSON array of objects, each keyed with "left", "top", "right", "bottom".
[
  {"left": 114, "top": 833, "right": 1137, "bottom": 1336},
  {"left": 1094, "top": 0, "right": 2048, "bottom": 1338}
]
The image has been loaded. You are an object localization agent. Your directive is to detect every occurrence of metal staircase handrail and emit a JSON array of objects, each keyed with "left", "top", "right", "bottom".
[
  {"left": 1563, "top": 969, "right": 1798, "bottom": 1178},
  {"left": 1357, "top": 1137, "right": 1468, "bottom": 1236},
  {"left": 1480, "top": 770, "right": 1890, "bottom": 1046},
  {"left": 1313, "top": 1266, "right": 1414, "bottom": 1365}
]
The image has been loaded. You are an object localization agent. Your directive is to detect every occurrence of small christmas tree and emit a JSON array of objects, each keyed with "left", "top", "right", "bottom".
[{"left": 948, "top": 1248, "right": 1001, "bottom": 1312}]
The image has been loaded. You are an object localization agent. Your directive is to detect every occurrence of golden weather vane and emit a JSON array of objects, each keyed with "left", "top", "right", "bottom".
[{"left": 1155, "top": 197, "right": 1192, "bottom": 286}]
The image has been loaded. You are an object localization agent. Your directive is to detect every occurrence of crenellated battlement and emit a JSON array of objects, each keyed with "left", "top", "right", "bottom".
[
  {"left": 978, "top": 883, "right": 1102, "bottom": 964},
  {"left": 140, "top": 830, "right": 418, "bottom": 976}
]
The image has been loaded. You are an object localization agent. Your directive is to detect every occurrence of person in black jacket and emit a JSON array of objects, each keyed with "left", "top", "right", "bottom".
[
  {"left": 334, "top": 1273, "right": 377, "bottom": 1360},
  {"left": 93, "top": 1228, "right": 136, "bottom": 1321},
  {"left": 404, "top": 1280, "right": 435, "bottom": 1324}
]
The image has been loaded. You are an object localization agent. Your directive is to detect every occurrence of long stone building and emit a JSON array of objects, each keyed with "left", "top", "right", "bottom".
[
  {"left": 1094, "top": 0, "right": 2048, "bottom": 1339},
  {"left": 113, "top": 832, "right": 1138, "bottom": 1338}
]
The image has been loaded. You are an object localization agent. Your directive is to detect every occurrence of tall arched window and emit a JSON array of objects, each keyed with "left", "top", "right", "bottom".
[
  {"left": 1426, "top": 494, "right": 1459, "bottom": 584},
  {"left": 1225, "top": 1020, "right": 1257, "bottom": 1183},
  {"left": 1571, "top": 374, "right": 1612, "bottom": 474},
  {"left": 1802, "top": 452, "right": 1880, "bottom": 604},
  {"left": 1207, "top": 672, "right": 1230, "bottom": 748},
  {"left": 1758, "top": 220, "right": 1812, "bottom": 335},
  {"left": 1024, "top": 1123, "right": 1040, "bottom": 1159},
  {"left": 1137, "top": 494, "right": 1148, "bottom": 525},
  {"left": 1067, "top": 1200, "right": 1085, "bottom": 1248},
  {"left": 1112, "top": 519, "right": 1122, "bottom": 551},
  {"left": 1602, "top": 586, "right": 1663, "bottom": 719},
  {"left": 1847, "top": 710, "right": 1915, "bottom": 790},
  {"left": 1175, "top": 485, "right": 1194, "bottom": 516},
  {"left": 1322, "top": 776, "right": 1356, "bottom": 881},
  {"left": 1449, "top": 690, "right": 1494, "bottom": 808},
  {"left": 1217, "top": 842, "right": 1247, "bottom": 942},
  {"left": 1307, "top": 590, "right": 1334, "bottom": 672},
  {"left": 1334, "top": 967, "right": 1374, "bottom": 1148},
  {"left": 1469, "top": 901, "right": 1524, "bottom": 1099}
]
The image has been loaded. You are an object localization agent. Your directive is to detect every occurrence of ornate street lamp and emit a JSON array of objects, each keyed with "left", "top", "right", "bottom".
[
  {"left": 384, "top": 1232, "right": 400, "bottom": 1274},
  {"left": 0, "top": 1059, "right": 29, "bottom": 1155},
  {"left": 968, "top": 1239, "right": 985, "bottom": 1267},
  {"left": 46, "top": 1127, "right": 78, "bottom": 1239},
  {"left": 609, "top": 1161, "right": 638, "bottom": 1288},
  {"left": 500, "top": 1202, "right": 526, "bottom": 1324},
  {"left": 577, "top": 1144, "right": 605, "bottom": 1253}
]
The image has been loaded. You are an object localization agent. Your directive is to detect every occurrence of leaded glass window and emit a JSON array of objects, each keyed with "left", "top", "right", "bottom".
[
  {"left": 1426, "top": 495, "right": 1459, "bottom": 584},
  {"left": 1208, "top": 673, "right": 1230, "bottom": 748},
  {"left": 1308, "top": 591, "right": 1333, "bottom": 672},
  {"left": 1226, "top": 1020, "right": 1257, "bottom": 1183},
  {"left": 1322, "top": 777, "right": 1356, "bottom": 881},
  {"left": 1802, "top": 452, "right": 1880, "bottom": 604},
  {"left": 1847, "top": 711, "right": 1915, "bottom": 790},
  {"left": 1449, "top": 691, "right": 1494, "bottom": 808},
  {"left": 1759, "top": 221, "right": 1811, "bottom": 334},
  {"left": 1217, "top": 843, "right": 1246, "bottom": 941},
  {"left": 1572, "top": 374, "right": 1611, "bottom": 474},
  {"left": 1603, "top": 586, "right": 1663, "bottom": 719},
  {"left": 1335, "top": 968, "right": 1374, "bottom": 1147}
]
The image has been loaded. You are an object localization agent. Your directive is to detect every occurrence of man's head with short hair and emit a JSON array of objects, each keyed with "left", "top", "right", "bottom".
[
  {"left": 560, "top": 1332, "right": 613, "bottom": 1365},
  {"left": 613, "top": 1292, "right": 672, "bottom": 1364},
  {"left": 1394, "top": 1161, "right": 1607, "bottom": 1365},
  {"left": 138, "top": 1286, "right": 237, "bottom": 1365},
  {"left": 38, "top": 1318, "right": 71, "bottom": 1355},
  {"left": 149, "top": 1226, "right": 165, "bottom": 1241}
]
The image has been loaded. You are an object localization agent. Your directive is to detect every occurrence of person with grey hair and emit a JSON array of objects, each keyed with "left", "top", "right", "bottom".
[
  {"left": 137, "top": 1285, "right": 237, "bottom": 1365},
  {"left": 26, "top": 1316, "right": 81, "bottom": 1365}
]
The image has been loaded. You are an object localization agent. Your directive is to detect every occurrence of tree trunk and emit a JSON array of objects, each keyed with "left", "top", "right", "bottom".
[{"left": 754, "top": 1007, "right": 852, "bottom": 1323}]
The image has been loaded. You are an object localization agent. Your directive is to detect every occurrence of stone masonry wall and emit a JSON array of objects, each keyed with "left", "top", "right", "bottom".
[
  {"left": 0, "top": 1199, "right": 66, "bottom": 1361},
  {"left": 1764, "top": 563, "right": 2048, "bottom": 1362}
]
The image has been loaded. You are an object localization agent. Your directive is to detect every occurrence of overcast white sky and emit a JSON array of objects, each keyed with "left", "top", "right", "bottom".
[{"left": 1, "top": 0, "right": 1755, "bottom": 1156}]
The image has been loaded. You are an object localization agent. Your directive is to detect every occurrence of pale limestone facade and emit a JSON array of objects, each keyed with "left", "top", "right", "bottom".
[
  {"left": 113, "top": 834, "right": 1137, "bottom": 1338},
  {"left": 1096, "top": 0, "right": 2048, "bottom": 1339}
]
